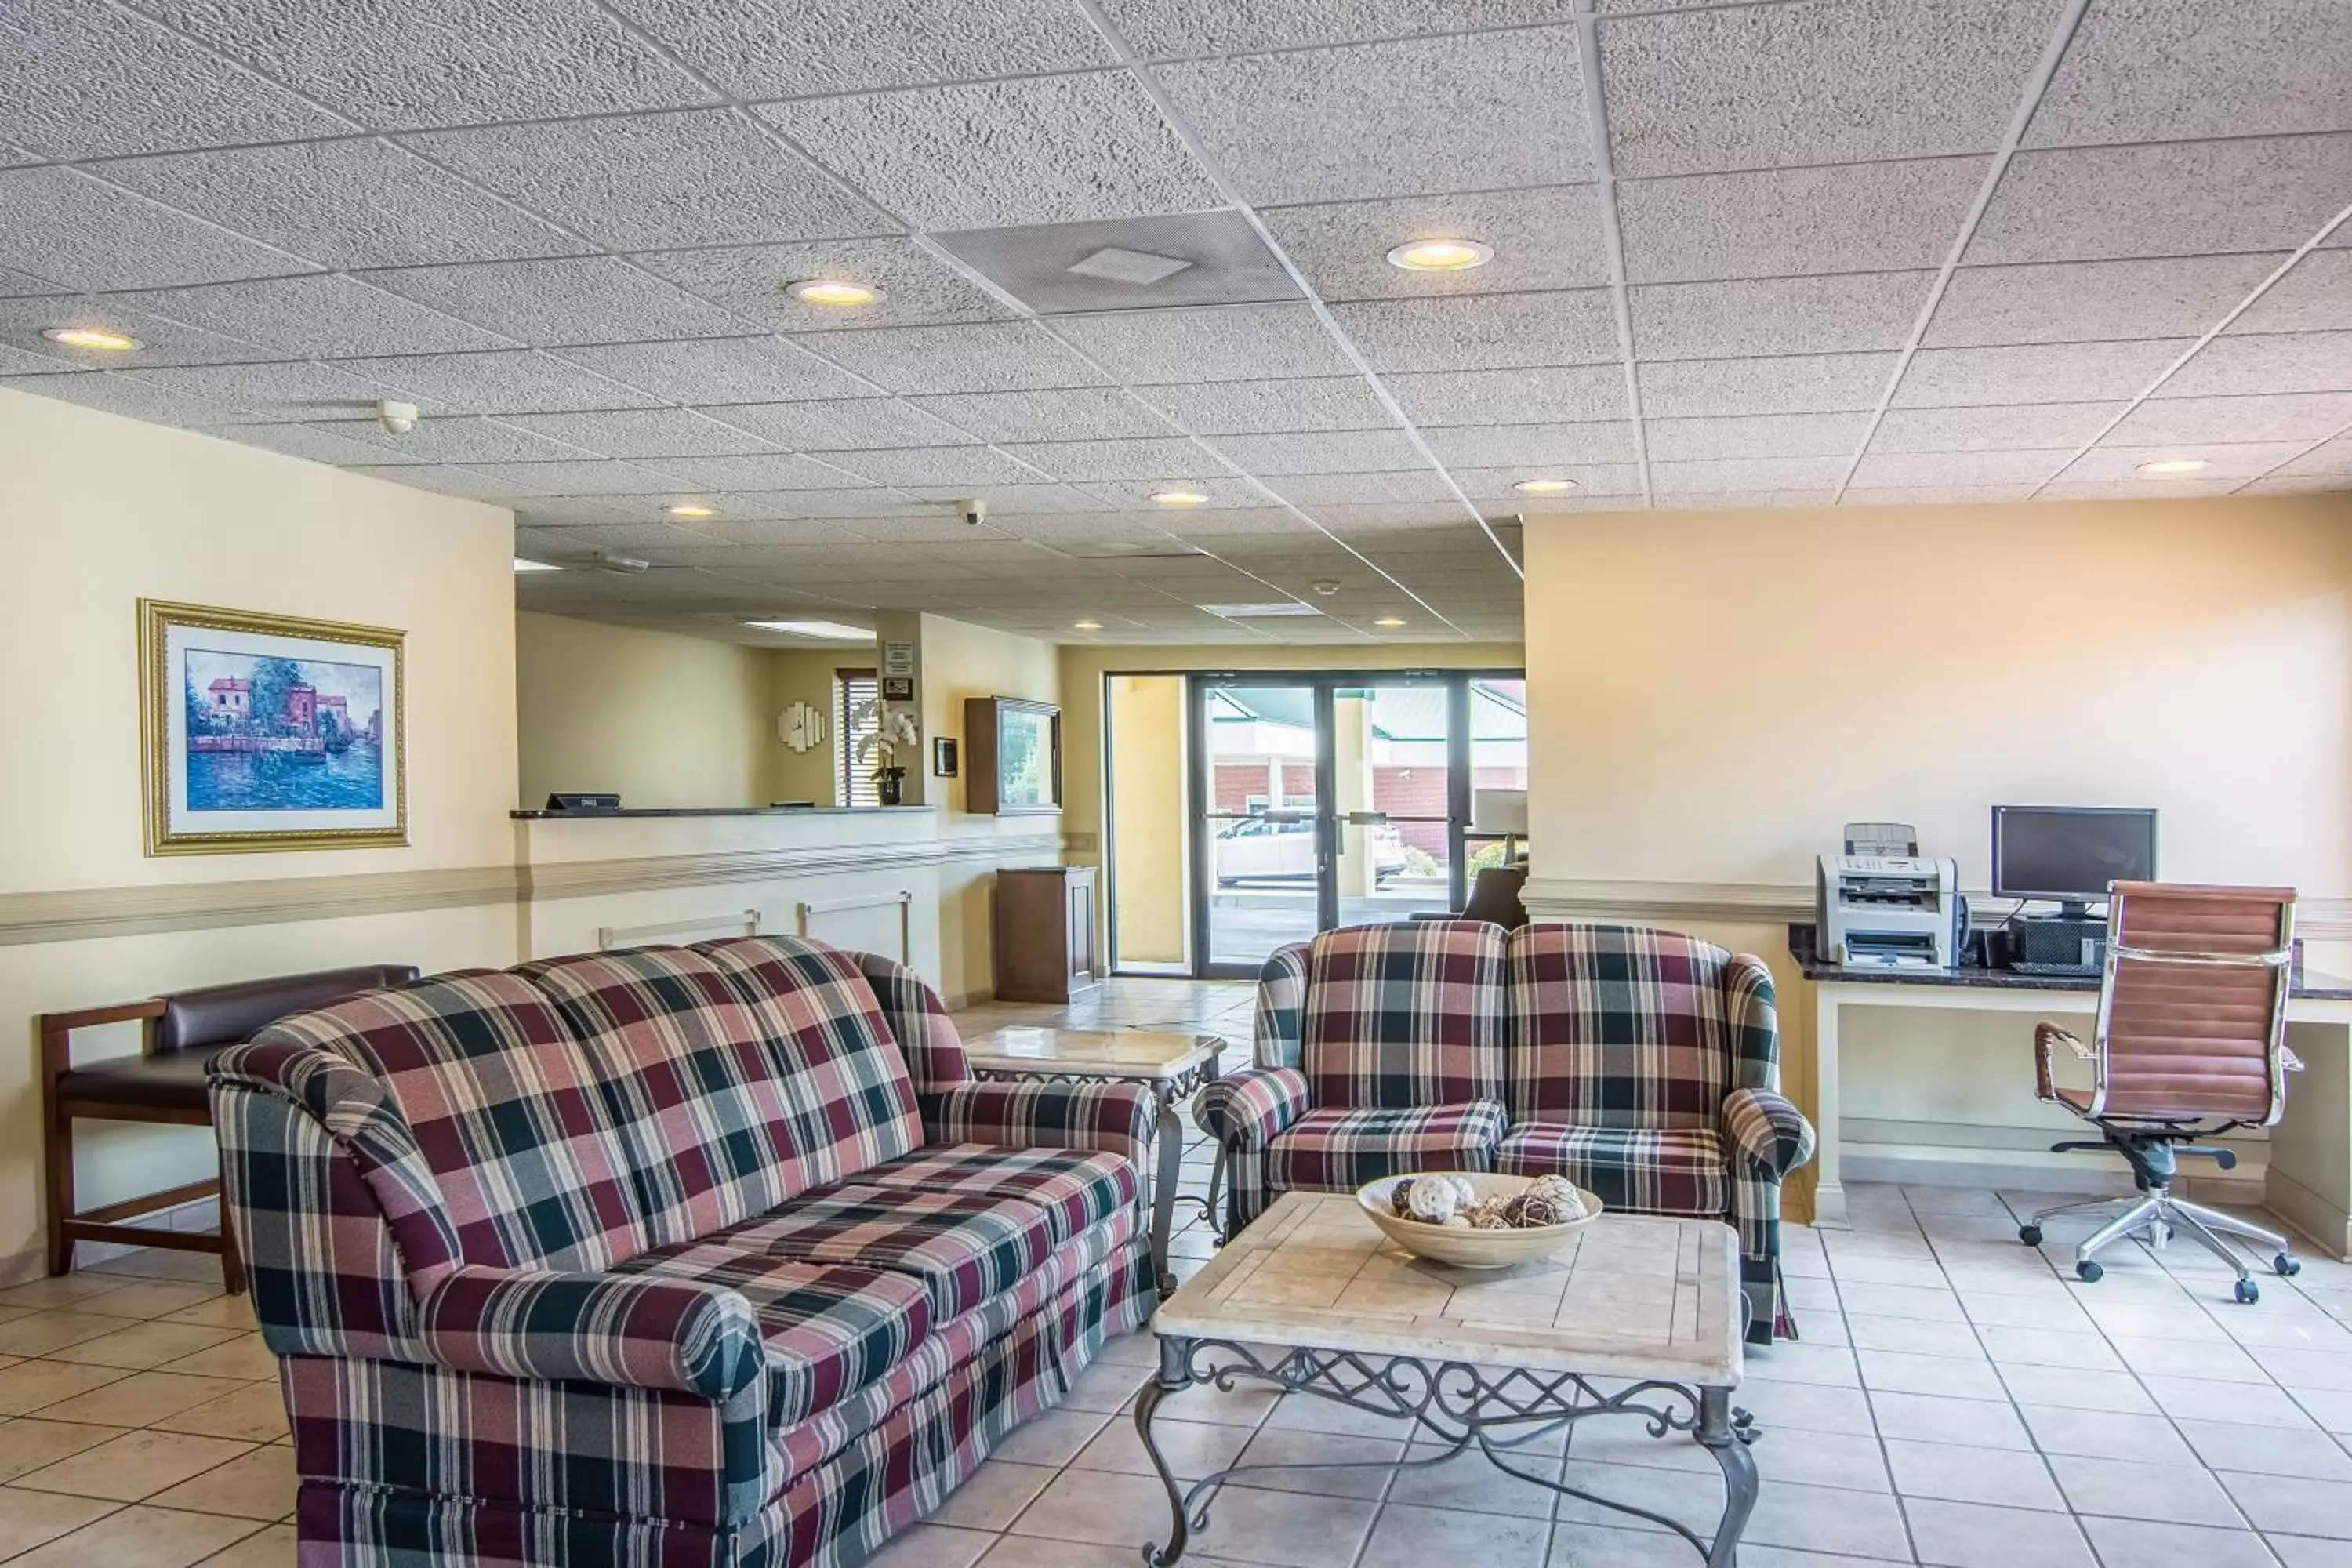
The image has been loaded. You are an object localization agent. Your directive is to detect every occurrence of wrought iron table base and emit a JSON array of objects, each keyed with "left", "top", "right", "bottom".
[{"left": 1134, "top": 1338, "right": 1759, "bottom": 1567}]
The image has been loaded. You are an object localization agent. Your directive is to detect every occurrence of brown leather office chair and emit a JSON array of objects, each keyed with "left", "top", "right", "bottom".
[{"left": 2019, "top": 882, "right": 2301, "bottom": 1301}]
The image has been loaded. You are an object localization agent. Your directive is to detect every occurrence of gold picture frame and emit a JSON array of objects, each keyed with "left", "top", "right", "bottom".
[{"left": 140, "top": 599, "right": 408, "bottom": 855}]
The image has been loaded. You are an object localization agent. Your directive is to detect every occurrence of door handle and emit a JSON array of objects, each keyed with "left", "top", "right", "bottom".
[{"left": 1341, "top": 811, "right": 1388, "bottom": 826}]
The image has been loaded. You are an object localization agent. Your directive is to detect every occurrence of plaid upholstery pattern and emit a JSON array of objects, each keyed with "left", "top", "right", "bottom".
[
  {"left": 855, "top": 1144, "right": 1134, "bottom": 1246},
  {"left": 919, "top": 1079, "right": 1152, "bottom": 1168},
  {"left": 1191, "top": 1066, "right": 1308, "bottom": 1231},
  {"left": 1265, "top": 1101, "right": 1508, "bottom": 1194},
  {"left": 1301, "top": 921, "right": 1506, "bottom": 1109},
  {"left": 700, "top": 1185, "right": 1057, "bottom": 1323},
  {"left": 1725, "top": 1087, "right": 1814, "bottom": 1178},
  {"left": 417, "top": 1264, "right": 767, "bottom": 1401},
  {"left": 1254, "top": 942, "right": 1310, "bottom": 1069},
  {"left": 1494, "top": 1123, "right": 1733, "bottom": 1217},
  {"left": 1504, "top": 924, "right": 1741, "bottom": 1128},
  {"left": 851, "top": 951, "right": 973, "bottom": 1093}
]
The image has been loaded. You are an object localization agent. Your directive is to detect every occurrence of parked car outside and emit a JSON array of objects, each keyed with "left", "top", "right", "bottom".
[{"left": 1214, "top": 815, "right": 1408, "bottom": 886}]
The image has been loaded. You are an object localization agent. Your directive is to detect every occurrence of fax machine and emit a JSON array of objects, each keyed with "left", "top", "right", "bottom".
[{"left": 1817, "top": 822, "right": 1965, "bottom": 969}]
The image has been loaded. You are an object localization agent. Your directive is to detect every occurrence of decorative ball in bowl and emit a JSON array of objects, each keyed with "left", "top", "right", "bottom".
[{"left": 1356, "top": 1171, "right": 1602, "bottom": 1269}]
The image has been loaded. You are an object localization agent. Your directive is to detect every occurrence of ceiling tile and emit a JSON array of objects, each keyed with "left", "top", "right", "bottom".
[
  {"left": 1650, "top": 489, "right": 1837, "bottom": 511},
  {"left": 1891, "top": 340, "right": 2194, "bottom": 408},
  {"left": 1838, "top": 483, "right": 2041, "bottom": 506},
  {"left": 1870, "top": 403, "right": 2127, "bottom": 453},
  {"left": 1630, "top": 273, "right": 1931, "bottom": 360},
  {"left": 1261, "top": 187, "right": 1609, "bottom": 303},
  {"left": 341, "top": 463, "right": 509, "bottom": 500},
  {"left": 936, "top": 211, "right": 1300, "bottom": 315},
  {"left": 1077, "top": 477, "right": 1249, "bottom": 509},
  {"left": 364, "top": 257, "right": 753, "bottom": 347},
  {"left": 1421, "top": 422, "right": 1638, "bottom": 467},
  {"left": 1130, "top": 376, "right": 1388, "bottom": 437},
  {"left": 700, "top": 398, "right": 976, "bottom": 451},
  {"left": 454, "top": 459, "right": 694, "bottom": 498},
  {"left": 795, "top": 321, "right": 1105, "bottom": 394},
  {"left": 139, "top": 0, "right": 715, "bottom": 129},
  {"left": 647, "top": 452, "right": 879, "bottom": 492},
  {"left": 336, "top": 349, "right": 662, "bottom": 415},
  {"left": 1926, "top": 255, "right": 2288, "bottom": 349},
  {"left": 688, "top": 517, "right": 882, "bottom": 546},
  {"left": 0, "top": 264, "right": 61, "bottom": 296},
  {"left": 2038, "top": 477, "right": 2245, "bottom": 501},
  {"left": 2281, "top": 436, "right": 2352, "bottom": 477},
  {"left": 2063, "top": 441, "right": 2312, "bottom": 483},
  {"left": 0, "top": 165, "right": 315, "bottom": 291},
  {"left": 405, "top": 110, "right": 890, "bottom": 251},
  {"left": 2224, "top": 252, "right": 2351, "bottom": 336},
  {"left": 1386, "top": 365, "right": 1629, "bottom": 426},
  {"left": 1847, "top": 448, "right": 2073, "bottom": 488},
  {"left": 1212, "top": 430, "right": 1429, "bottom": 474},
  {"left": 557, "top": 337, "right": 877, "bottom": 404},
  {"left": 902, "top": 481, "right": 1111, "bottom": 514},
  {"left": 635, "top": 238, "right": 1009, "bottom": 334},
  {"left": 1156, "top": 29, "right": 1591, "bottom": 204},
  {"left": 912, "top": 387, "right": 1173, "bottom": 442},
  {"left": 1646, "top": 411, "right": 1872, "bottom": 462},
  {"left": 495, "top": 408, "right": 781, "bottom": 460},
  {"left": 0, "top": 293, "right": 274, "bottom": 370},
  {"left": 1097, "top": 0, "right": 1577, "bottom": 60},
  {"left": 2025, "top": 0, "right": 2352, "bottom": 148},
  {"left": 1620, "top": 158, "right": 1984, "bottom": 285},
  {"left": 1053, "top": 303, "right": 1356, "bottom": 383},
  {"left": 822, "top": 445, "right": 1048, "bottom": 487},
  {"left": 118, "top": 359, "right": 395, "bottom": 423},
  {"left": 2239, "top": 473, "right": 2350, "bottom": 495},
  {"left": 0, "top": 2, "right": 352, "bottom": 159},
  {"left": 118, "top": 274, "right": 516, "bottom": 358},
  {"left": 759, "top": 72, "right": 1218, "bottom": 231},
  {"left": 608, "top": 0, "right": 1114, "bottom": 96},
  {"left": 994, "top": 437, "right": 1213, "bottom": 482},
  {"left": 220, "top": 421, "right": 434, "bottom": 467},
  {"left": 1968, "top": 135, "right": 2352, "bottom": 264},
  {"left": 324, "top": 415, "right": 591, "bottom": 465},
  {"left": 1453, "top": 463, "right": 1643, "bottom": 499},
  {"left": 1637, "top": 353, "right": 1898, "bottom": 418},
  {"left": 1649, "top": 456, "right": 1849, "bottom": 494},
  {"left": 2158, "top": 332, "right": 2352, "bottom": 397},
  {"left": 1268, "top": 471, "right": 1462, "bottom": 505},
  {"left": 1330, "top": 292, "right": 1618, "bottom": 372},
  {"left": 1599, "top": 0, "right": 2053, "bottom": 177},
  {"left": 2110, "top": 391, "right": 2352, "bottom": 445}
]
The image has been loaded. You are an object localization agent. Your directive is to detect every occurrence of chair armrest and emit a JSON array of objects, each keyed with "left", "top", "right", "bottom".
[
  {"left": 417, "top": 1265, "right": 765, "bottom": 1402},
  {"left": 1722, "top": 1087, "right": 1815, "bottom": 1179},
  {"left": 2033, "top": 1022, "right": 2094, "bottom": 1102},
  {"left": 2284, "top": 1044, "right": 2307, "bottom": 1073},
  {"left": 920, "top": 1080, "right": 1154, "bottom": 1166},
  {"left": 1193, "top": 1067, "right": 1310, "bottom": 1152}
]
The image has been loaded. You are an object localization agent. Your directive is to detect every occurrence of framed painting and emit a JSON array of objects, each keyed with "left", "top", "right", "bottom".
[{"left": 140, "top": 600, "right": 407, "bottom": 855}]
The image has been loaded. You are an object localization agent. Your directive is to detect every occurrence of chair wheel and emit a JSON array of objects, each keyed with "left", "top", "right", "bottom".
[
  {"left": 2018, "top": 1225, "right": 2042, "bottom": 1247},
  {"left": 2274, "top": 1252, "right": 2301, "bottom": 1277},
  {"left": 2076, "top": 1259, "right": 2103, "bottom": 1283},
  {"left": 2235, "top": 1279, "right": 2261, "bottom": 1304}
]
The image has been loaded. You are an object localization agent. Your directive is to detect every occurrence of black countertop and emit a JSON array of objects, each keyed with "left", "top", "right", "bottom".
[
  {"left": 1790, "top": 922, "right": 2352, "bottom": 1000},
  {"left": 510, "top": 805, "right": 937, "bottom": 820}
]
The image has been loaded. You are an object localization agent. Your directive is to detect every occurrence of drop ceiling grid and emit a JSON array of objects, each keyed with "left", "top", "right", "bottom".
[{"left": 0, "top": 1, "right": 2343, "bottom": 644}]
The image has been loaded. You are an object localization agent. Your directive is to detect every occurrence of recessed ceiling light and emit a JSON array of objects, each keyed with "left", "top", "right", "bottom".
[
  {"left": 1199, "top": 601, "right": 1321, "bottom": 619},
  {"left": 665, "top": 503, "right": 717, "bottom": 518},
  {"left": 1374, "top": 617, "right": 1406, "bottom": 628},
  {"left": 43, "top": 325, "right": 142, "bottom": 351},
  {"left": 1073, "top": 619, "right": 1104, "bottom": 631},
  {"left": 744, "top": 619, "right": 877, "bottom": 640},
  {"left": 1386, "top": 238, "right": 1493, "bottom": 272},
  {"left": 786, "top": 279, "right": 879, "bottom": 307},
  {"left": 2136, "top": 458, "right": 2211, "bottom": 477},
  {"left": 512, "top": 557, "right": 562, "bottom": 573},
  {"left": 1512, "top": 477, "right": 1576, "bottom": 495},
  {"left": 1149, "top": 488, "right": 1210, "bottom": 506}
]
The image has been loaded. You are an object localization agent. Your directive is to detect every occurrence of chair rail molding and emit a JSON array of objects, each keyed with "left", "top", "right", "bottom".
[
  {"left": 521, "top": 829, "right": 1065, "bottom": 903},
  {"left": 0, "top": 864, "right": 521, "bottom": 947}
]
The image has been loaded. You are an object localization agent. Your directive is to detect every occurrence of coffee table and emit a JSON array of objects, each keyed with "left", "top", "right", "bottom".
[
  {"left": 964, "top": 1025, "right": 1224, "bottom": 1296},
  {"left": 1138, "top": 1192, "right": 1758, "bottom": 1566}
]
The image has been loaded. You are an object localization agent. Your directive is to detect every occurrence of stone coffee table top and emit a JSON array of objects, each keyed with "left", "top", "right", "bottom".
[{"left": 962, "top": 1025, "right": 1221, "bottom": 1081}]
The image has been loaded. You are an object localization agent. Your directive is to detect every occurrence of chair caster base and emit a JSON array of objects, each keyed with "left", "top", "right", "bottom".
[
  {"left": 2076, "top": 1259, "right": 2103, "bottom": 1283},
  {"left": 2274, "top": 1252, "right": 2301, "bottom": 1277},
  {"left": 2017, "top": 1225, "right": 2042, "bottom": 1247},
  {"left": 2234, "top": 1279, "right": 2261, "bottom": 1305}
]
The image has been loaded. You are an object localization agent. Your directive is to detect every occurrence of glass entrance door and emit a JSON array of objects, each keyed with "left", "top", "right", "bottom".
[
  {"left": 1331, "top": 681, "right": 1460, "bottom": 928},
  {"left": 1195, "top": 681, "right": 1327, "bottom": 975}
]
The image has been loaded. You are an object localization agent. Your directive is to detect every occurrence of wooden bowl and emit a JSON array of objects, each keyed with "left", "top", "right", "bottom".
[{"left": 1356, "top": 1171, "right": 1603, "bottom": 1269}]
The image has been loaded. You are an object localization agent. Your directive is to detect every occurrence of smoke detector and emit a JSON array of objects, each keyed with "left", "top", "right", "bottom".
[{"left": 375, "top": 399, "right": 419, "bottom": 436}]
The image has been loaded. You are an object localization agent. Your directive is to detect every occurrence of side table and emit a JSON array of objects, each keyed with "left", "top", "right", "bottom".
[{"left": 964, "top": 1025, "right": 1224, "bottom": 1296}]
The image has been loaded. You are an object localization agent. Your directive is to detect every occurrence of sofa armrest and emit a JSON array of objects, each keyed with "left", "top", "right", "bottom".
[
  {"left": 920, "top": 1080, "right": 1154, "bottom": 1166},
  {"left": 1192, "top": 1066, "right": 1309, "bottom": 1152},
  {"left": 417, "top": 1265, "right": 766, "bottom": 1402},
  {"left": 1252, "top": 944, "right": 1311, "bottom": 1070},
  {"left": 1722, "top": 1087, "right": 1815, "bottom": 1179}
]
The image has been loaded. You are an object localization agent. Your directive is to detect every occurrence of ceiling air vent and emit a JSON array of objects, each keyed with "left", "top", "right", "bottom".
[{"left": 1066, "top": 246, "right": 1193, "bottom": 286}]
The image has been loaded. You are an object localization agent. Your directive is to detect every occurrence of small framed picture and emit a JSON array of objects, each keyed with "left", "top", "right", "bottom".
[
  {"left": 881, "top": 675, "right": 915, "bottom": 702},
  {"left": 932, "top": 736, "right": 959, "bottom": 778}
]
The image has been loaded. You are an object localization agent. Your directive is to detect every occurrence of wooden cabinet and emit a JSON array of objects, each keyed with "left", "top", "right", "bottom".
[{"left": 993, "top": 866, "right": 1100, "bottom": 1003}]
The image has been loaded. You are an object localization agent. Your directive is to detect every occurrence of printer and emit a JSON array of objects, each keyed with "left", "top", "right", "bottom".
[{"left": 1817, "top": 822, "right": 1965, "bottom": 969}]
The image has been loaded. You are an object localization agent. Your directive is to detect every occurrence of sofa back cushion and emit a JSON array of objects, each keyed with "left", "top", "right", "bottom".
[
  {"left": 1504, "top": 924, "right": 1735, "bottom": 1129},
  {"left": 1301, "top": 920, "right": 1505, "bottom": 1109},
  {"left": 691, "top": 936, "right": 924, "bottom": 1185},
  {"left": 252, "top": 972, "right": 649, "bottom": 1272}
]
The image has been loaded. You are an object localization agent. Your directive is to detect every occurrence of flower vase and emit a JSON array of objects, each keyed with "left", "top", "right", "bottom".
[{"left": 877, "top": 768, "right": 905, "bottom": 807}]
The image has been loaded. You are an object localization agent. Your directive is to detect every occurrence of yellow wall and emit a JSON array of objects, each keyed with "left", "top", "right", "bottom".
[
  {"left": 768, "top": 648, "right": 852, "bottom": 805},
  {"left": 516, "top": 612, "right": 772, "bottom": 809},
  {"left": 1107, "top": 676, "right": 1189, "bottom": 965},
  {"left": 0, "top": 385, "right": 520, "bottom": 1269}
]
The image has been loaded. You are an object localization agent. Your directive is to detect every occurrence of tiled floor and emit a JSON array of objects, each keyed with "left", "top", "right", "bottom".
[{"left": 6, "top": 977, "right": 2351, "bottom": 1567}]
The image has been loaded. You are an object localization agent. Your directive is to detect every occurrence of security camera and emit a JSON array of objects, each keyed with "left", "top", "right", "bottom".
[
  {"left": 959, "top": 497, "right": 988, "bottom": 527},
  {"left": 375, "top": 400, "right": 419, "bottom": 436}
]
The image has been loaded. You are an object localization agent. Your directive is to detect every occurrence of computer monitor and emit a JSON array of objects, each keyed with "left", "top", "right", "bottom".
[{"left": 1991, "top": 805, "right": 2158, "bottom": 916}]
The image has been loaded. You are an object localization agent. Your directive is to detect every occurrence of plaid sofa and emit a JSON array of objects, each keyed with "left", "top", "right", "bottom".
[
  {"left": 211, "top": 936, "right": 1155, "bottom": 1568},
  {"left": 1197, "top": 921, "right": 1813, "bottom": 1343}
]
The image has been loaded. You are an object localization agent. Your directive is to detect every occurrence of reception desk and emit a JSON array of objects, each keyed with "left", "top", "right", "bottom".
[{"left": 1792, "top": 922, "right": 2352, "bottom": 1259}]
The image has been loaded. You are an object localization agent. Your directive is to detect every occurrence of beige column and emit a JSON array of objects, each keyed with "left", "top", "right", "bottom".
[{"left": 1334, "top": 693, "right": 1377, "bottom": 898}]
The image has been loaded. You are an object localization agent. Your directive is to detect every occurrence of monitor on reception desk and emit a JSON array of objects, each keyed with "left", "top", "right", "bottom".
[{"left": 1991, "top": 805, "right": 2158, "bottom": 916}]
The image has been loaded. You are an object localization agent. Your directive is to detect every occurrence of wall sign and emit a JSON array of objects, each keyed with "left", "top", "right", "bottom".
[{"left": 881, "top": 641, "right": 914, "bottom": 678}]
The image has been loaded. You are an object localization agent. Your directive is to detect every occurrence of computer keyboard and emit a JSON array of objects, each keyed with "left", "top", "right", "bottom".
[{"left": 2006, "top": 960, "right": 2101, "bottom": 977}]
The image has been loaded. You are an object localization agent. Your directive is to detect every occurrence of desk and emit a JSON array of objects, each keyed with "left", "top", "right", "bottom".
[{"left": 1791, "top": 924, "right": 2352, "bottom": 1258}]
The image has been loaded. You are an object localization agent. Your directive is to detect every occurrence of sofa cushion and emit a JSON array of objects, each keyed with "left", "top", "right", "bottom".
[
  {"left": 1494, "top": 1122, "right": 1731, "bottom": 1218},
  {"left": 855, "top": 1145, "right": 1135, "bottom": 1247},
  {"left": 1301, "top": 921, "right": 1506, "bottom": 1109},
  {"left": 1504, "top": 924, "right": 1736, "bottom": 1129},
  {"left": 691, "top": 938, "right": 924, "bottom": 1185},
  {"left": 702, "top": 1185, "right": 1059, "bottom": 1323},
  {"left": 611, "top": 1245, "right": 931, "bottom": 1431},
  {"left": 254, "top": 972, "right": 648, "bottom": 1272},
  {"left": 1265, "top": 1102, "right": 1507, "bottom": 1193}
]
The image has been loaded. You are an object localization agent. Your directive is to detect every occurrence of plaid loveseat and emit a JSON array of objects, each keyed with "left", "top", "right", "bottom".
[
  {"left": 1196, "top": 921, "right": 1813, "bottom": 1342},
  {"left": 210, "top": 936, "right": 1155, "bottom": 1568}
]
